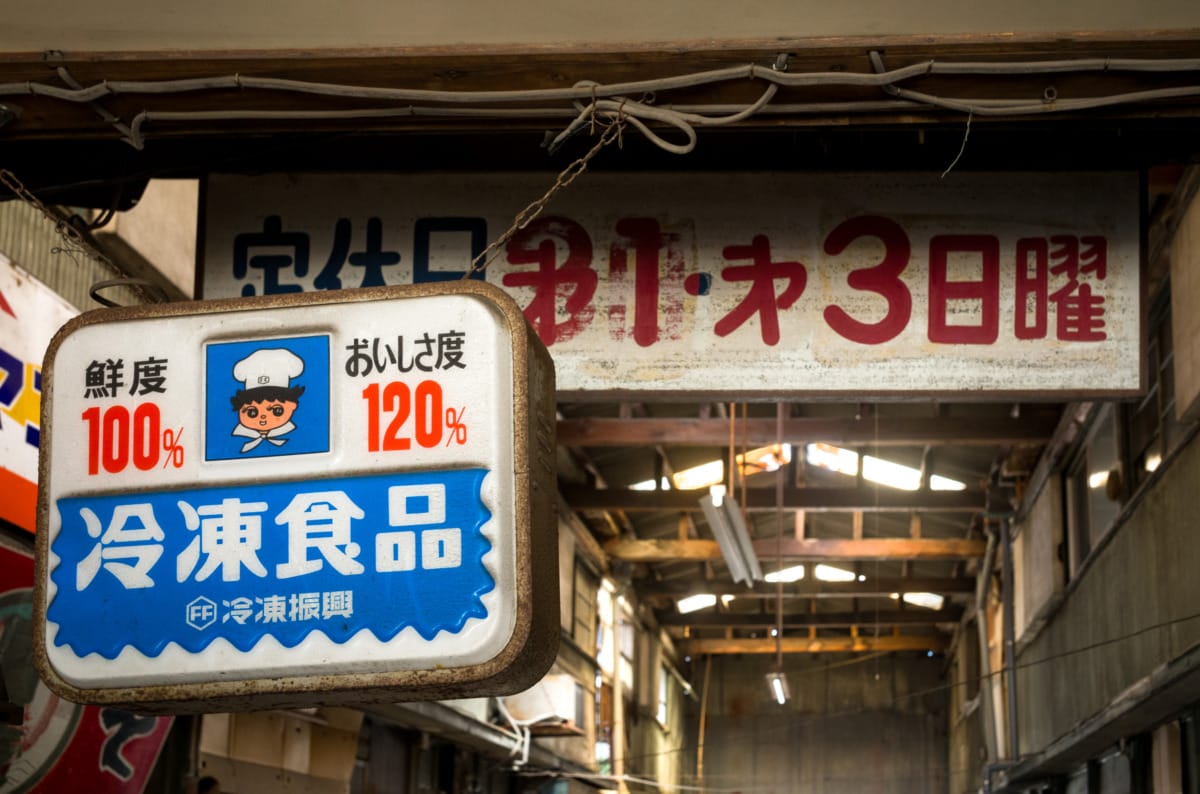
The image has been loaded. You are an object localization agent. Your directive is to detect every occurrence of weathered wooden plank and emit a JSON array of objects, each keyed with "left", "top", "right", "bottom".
[
  {"left": 679, "top": 634, "right": 949, "bottom": 655},
  {"left": 604, "top": 537, "right": 986, "bottom": 562},
  {"left": 557, "top": 414, "right": 1060, "bottom": 448},
  {"left": 563, "top": 485, "right": 986, "bottom": 513},
  {"left": 659, "top": 607, "right": 963, "bottom": 627},
  {"left": 605, "top": 538, "right": 722, "bottom": 563},
  {"left": 758, "top": 537, "right": 986, "bottom": 560},
  {"left": 640, "top": 576, "right": 975, "bottom": 598}
]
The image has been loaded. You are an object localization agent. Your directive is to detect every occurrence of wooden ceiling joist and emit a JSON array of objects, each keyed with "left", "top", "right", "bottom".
[
  {"left": 679, "top": 634, "right": 949, "bottom": 655},
  {"left": 563, "top": 485, "right": 985, "bottom": 513},
  {"left": 640, "top": 576, "right": 975, "bottom": 599},
  {"left": 557, "top": 414, "right": 1059, "bottom": 448},
  {"left": 604, "top": 537, "right": 987, "bottom": 563},
  {"left": 659, "top": 608, "right": 962, "bottom": 628}
]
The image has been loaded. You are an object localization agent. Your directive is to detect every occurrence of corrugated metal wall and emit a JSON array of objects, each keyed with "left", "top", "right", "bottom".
[{"left": 0, "top": 199, "right": 140, "bottom": 310}]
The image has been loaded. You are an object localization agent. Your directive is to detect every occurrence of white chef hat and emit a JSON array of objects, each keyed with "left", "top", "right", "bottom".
[{"left": 233, "top": 348, "right": 305, "bottom": 391}]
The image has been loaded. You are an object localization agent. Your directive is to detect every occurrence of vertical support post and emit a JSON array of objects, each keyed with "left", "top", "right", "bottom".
[
  {"left": 976, "top": 528, "right": 1000, "bottom": 766},
  {"left": 612, "top": 590, "right": 627, "bottom": 794},
  {"left": 1001, "top": 518, "right": 1020, "bottom": 760}
]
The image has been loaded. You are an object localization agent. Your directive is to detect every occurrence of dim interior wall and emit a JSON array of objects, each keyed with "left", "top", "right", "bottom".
[
  {"left": 558, "top": 522, "right": 576, "bottom": 634},
  {"left": 948, "top": 624, "right": 985, "bottom": 794},
  {"left": 2, "top": 2, "right": 1198, "bottom": 51},
  {"left": 1015, "top": 429, "right": 1200, "bottom": 756},
  {"left": 96, "top": 179, "right": 198, "bottom": 298},
  {"left": 1171, "top": 188, "right": 1200, "bottom": 421},
  {"left": 698, "top": 653, "right": 948, "bottom": 794},
  {"left": 1014, "top": 477, "right": 1066, "bottom": 643},
  {"left": 198, "top": 708, "right": 362, "bottom": 794},
  {"left": 625, "top": 635, "right": 687, "bottom": 790}
]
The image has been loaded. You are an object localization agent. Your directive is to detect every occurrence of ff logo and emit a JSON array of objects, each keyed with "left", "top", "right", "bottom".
[
  {"left": 204, "top": 335, "right": 330, "bottom": 461},
  {"left": 185, "top": 596, "right": 217, "bottom": 630}
]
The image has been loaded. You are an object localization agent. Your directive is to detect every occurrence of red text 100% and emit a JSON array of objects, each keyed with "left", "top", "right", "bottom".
[{"left": 82, "top": 403, "right": 184, "bottom": 475}]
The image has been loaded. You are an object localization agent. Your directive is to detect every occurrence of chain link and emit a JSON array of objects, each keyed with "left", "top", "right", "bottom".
[{"left": 463, "top": 115, "right": 625, "bottom": 278}]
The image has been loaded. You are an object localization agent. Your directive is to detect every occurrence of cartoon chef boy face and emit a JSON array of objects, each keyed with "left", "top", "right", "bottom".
[
  {"left": 230, "top": 348, "right": 306, "bottom": 452},
  {"left": 236, "top": 394, "right": 300, "bottom": 434}
]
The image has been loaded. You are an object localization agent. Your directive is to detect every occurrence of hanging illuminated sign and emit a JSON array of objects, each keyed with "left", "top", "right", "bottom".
[
  {"left": 34, "top": 281, "right": 558, "bottom": 711},
  {"left": 199, "top": 171, "right": 1142, "bottom": 398}
]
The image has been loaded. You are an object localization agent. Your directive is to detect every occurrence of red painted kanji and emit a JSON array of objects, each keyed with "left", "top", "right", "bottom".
[
  {"left": 502, "top": 216, "right": 597, "bottom": 347},
  {"left": 1014, "top": 237, "right": 1050, "bottom": 340},
  {"left": 713, "top": 235, "right": 807, "bottom": 345},
  {"left": 927, "top": 234, "right": 1000, "bottom": 345},
  {"left": 1048, "top": 235, "right": 1109, "bottom": 341}
]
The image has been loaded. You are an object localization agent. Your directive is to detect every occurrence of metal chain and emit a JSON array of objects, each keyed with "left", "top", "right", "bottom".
[
  {"left": 463, "top": 115, "right": 625, "bottom": 278},
  {"left": 0, "top": 168, "right": 157, "bottom": 304}
]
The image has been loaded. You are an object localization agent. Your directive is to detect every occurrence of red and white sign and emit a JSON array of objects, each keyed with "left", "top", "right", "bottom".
[
  {"left": 0, "top": 255, "right": 78, "bottom": 533},
  {"left": 0, "top": 539, "right": 172, "bottom": 793},
  {"left": 200, "top": 172, "right": 1141, "bottom": 398}
]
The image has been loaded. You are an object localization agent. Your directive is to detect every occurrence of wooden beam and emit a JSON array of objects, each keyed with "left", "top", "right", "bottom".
[
  {"left": 679, "top": 634, "right": 949, "bottom": 655},
  {"left": 563, "top": 485, "right": 985, "bottom": 513},
  {"left": 557, "top": 414, "right": 1059, "bottom": 448},
  {"left": 604, "top": 537, "right": 986, "bottom": 562},
  {"left": 660, "top": 608, "right": 962, "bottom": 628},
  {"left": 640, "top": 576, "right": 975, "bottom": 599},
  {"left": 607, "top": 538, "right": 722, "bottom": 562}
]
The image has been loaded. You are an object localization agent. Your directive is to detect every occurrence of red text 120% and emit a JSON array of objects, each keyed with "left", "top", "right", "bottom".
[{"left": 362, "top": 380, "right": 468, "bottom": 452}]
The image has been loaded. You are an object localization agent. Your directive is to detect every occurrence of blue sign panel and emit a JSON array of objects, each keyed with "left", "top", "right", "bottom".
[{"left": 48, "top": 468, "right": 493, "bottom": 659}]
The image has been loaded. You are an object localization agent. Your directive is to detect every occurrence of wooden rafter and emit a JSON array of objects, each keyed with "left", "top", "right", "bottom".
[
  {"left": 557, "top": 414, "right": 1059, "bottom": 448},
  {"left": 679, "top": 634, "right": 949, "bottom": 655},
  {"left": 604, "top": 537, "right": 987, "bottom": 562},
  {"left": 563, "top": 485, "right": 985, "bottom": 513},
  {"left": 640, "top": 576, "right": 975, "bottom": 599},
  {"left": 659, "top": 608, "right": 962, "bottom": 627}
]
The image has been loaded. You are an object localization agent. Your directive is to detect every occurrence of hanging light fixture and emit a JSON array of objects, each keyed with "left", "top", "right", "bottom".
[
  {"left": 765, "top": 670, "right": 790, "bottom": 705},
  {"left": 699, "top": 485, "right": 762, "bottom": 586}
]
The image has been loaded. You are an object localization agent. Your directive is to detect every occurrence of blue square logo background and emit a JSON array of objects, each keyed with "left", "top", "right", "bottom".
[{"left": 205, "top": 335, "right": 330, "bottom": 461}]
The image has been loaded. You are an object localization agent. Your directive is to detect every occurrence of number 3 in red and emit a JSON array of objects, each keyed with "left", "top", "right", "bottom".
[{"left": 822, "top": 216, "right": 912, "bottom": 345}]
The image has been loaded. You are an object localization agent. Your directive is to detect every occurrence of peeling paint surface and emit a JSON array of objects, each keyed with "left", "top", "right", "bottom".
[{"left": 202, "top": 172, "right": 1140, "bottom": 396}]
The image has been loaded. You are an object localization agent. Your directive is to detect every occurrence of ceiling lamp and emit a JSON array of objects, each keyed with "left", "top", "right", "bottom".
[
  {"left": 766, "top": 671, "right": 790, "bottom": 705},
  {"left": 699, "top": 485, "right": 762, "bottom": 586}
]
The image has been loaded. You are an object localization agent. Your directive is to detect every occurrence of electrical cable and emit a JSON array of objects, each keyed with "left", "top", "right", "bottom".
[{"left": 3, "top": 54, "right": 1200, "bottom": 152}]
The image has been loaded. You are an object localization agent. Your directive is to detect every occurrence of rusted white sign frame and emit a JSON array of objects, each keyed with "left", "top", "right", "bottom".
[{"left": 34, "top": 282, "right": 558, "bottom": 712}]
